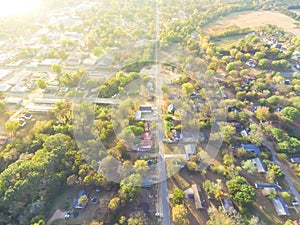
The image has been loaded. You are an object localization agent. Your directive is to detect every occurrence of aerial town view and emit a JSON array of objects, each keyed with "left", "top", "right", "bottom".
[{"left": 0, "top": 0, "right": 300, "bottom": 225}]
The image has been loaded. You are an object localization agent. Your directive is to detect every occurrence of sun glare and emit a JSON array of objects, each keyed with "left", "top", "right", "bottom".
[{"left": 0, "top": 0, "right": 40, "bottom": 17}]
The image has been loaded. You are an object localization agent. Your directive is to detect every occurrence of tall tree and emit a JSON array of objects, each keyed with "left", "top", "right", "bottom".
[
  {"left": 172, "top": 204, "right": 189, "bottom": 225},
  {"left": 5, "top": 121, "right": 19, "bottom": 137}
]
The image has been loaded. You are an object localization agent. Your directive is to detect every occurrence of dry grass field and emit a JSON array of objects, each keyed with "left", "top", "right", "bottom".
[{"left": 203, "top": 10, "right": 300, "bottom": 37}]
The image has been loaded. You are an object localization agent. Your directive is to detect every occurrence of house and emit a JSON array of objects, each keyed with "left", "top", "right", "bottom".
[
  {"left": 223, "top": 196, "right": 235, "bottom": 213},
  {"left": 0, "top": 84, "right": 11, "bottom": 92},
  {"left": 272, "top": 196, "right": 290, "bottom": 216},
  {"left": 11, "top": 85, "right": 28, "bottom": 93},
  {"left": 184, "top": 144, "right": 197, "bottom": 155},
  {"left": 34, "top": 98, "right": 62, "bottom": 105},
  {"left": 252, "top": 157, "right": 266, "bottom": 173},
  {"left": 241, "top": 144, "right": 261, "bottom": 154},
  {"left": 245, "top": 60, "right": 257, "bottom": 68},
  {"left": 273, "top": 43, "right": 282, "bottom": 50},
  {"left": 255, "top": 183, "right": 281, "bottom": 189},
  {"left": 39, "top": 58, "right": 62, "bottom": 66},
  {"left": 44, "top": 86, "right": 59, "bottom": 94},
  {"left": 180, "top": 133, "right": 197, "bottom": 143},
  {"left": 4, "top": 97, "right": 23, "bottom": 105},
  {"left": 241, "top": 130, "right": 248, "bottom": 137},
  {"left": 0, "top": 69, "right": 13, "bottom": 80},
  {"left": 293, "top": 51, "right": 300, "bottom": 59},
  {"left": 73, "top": 190, "right": 88, "bottom": 209},
  {"left": 280, "top": 72, "right": 294, "bottom": 77},
  {"left": 139, "top": 105, "right": 152, "bottom": 113},
  {"left": 141, "top": 132, "right": 152, "bottom": 140},
  {"left": 191, "top": 184, "right": 205, "bottom": 209},
  {"left": 167, "top": 104, "right": 176, "bottom": 113},
  {"left": 290, "top": 158, "right": 300, "bottom": 163},
  {"left": 140, "top": 140, "right": 153, "bottom": 149},
  {"left": 135, "top": 111, "right": 142, "bottom": 120},
  {"left": 59, "top": 87, "right": 69, "bottom": 93},
  {"left": 26, "top": 104, "right": 54, "bottom": 113}
]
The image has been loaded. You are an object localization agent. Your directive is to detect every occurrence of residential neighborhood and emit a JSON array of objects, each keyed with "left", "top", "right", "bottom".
[{"left": 0, "top": 0, "right": 300, "bottom": 225}]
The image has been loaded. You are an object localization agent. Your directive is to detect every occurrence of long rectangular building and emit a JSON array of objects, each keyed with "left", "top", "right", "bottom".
[{"left": 191, "top": 184, "right": 203, "bottom": 210}]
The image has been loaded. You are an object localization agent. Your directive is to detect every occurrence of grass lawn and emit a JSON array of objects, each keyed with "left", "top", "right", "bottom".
[
  {"left": 202, "top": 10, "right": 300, "bottom": 36},
  {"left": 46, "top": 186, "right": 114, "bottom": 225},
  {"left": 212, "top": 34, "right": 245, "bottom": 49}
]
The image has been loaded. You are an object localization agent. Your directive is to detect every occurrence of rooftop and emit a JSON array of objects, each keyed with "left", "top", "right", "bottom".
[
  {"left": 272, "top": 196, "right": 290, "bottom": 216},
  {"left": 290, "top": 158, "right": 300, "bottom": 163},
  {"left": 39, "top": 58, "right": 62, "bottom": 66},
  {"left": 241, "top": 144, "right": 261, "bottom": 154},
  {"left": 184, "top": 144, "right": 197, "bottom": 155},
  {"left": 252, "top": 157, "right": 266, "bottom": 173}
]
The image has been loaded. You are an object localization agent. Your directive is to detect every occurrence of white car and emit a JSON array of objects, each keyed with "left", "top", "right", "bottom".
[{"left": 155, "top": 212, "right": 162, "bottom": 217}]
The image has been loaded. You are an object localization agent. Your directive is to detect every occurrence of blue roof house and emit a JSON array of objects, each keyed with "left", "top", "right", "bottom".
[{"left": 241, "top": 144, "right": 261, "bottom": 154}]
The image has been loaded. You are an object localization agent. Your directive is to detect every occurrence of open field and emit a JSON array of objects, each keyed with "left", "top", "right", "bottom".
[
  {"left": 203, "top": 10, "right": 300, "bottom": 36},
  {"left": 212, "top": 34, "right": 245, "bottom": 48}
]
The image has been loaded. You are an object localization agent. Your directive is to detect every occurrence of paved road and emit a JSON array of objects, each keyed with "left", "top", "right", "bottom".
[{"left": 263, "top": 140, "right": 300, "bottom": 206}]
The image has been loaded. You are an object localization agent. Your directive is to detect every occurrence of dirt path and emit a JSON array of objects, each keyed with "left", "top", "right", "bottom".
[{"left": 46, "top": 209, "right": 66, "bottom": 225}]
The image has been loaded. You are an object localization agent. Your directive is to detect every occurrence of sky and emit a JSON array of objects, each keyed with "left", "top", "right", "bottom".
[{"left": 0, "top": 0, "right": 41, "bottom": 17}]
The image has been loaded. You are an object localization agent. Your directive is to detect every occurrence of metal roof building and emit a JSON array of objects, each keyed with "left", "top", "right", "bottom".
[
  {"left": 272, "top": 196, "right": 290, "bottom": 216},
  {"left": 241, "top": 144, "right": 261, "bottom": 154},
  {"left": 252, "top": 157, "right": 266, "bottom": 173}
]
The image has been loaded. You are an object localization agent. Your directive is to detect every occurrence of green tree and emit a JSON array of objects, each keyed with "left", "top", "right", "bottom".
[
  {"left": 256, "top": 106, "right": 270, "bottom": 121},
  {"left": 0, "top": 100, "right": 6, "bottom": 114},
  {"left": 127, "top": 211, "right": 148, "bottom": 225},
  {"left": 119, "top": 216, "right": 126, "bottom": 224},
  {"left": 271, "top": 128, "right": 285, "bottom": 142},
  {"left": 258, "top": 59, "right": 270, "bottom": 69},
  {"left": 268, "top": 190, "right": 277, "bottom": 200},
  {"left": 36, "top": 78, "right": 47, "bottom": 89},
  {"left": 78, "top": 195, "right": 88, "bottom": 207},
  {"left": 241, "top": 160, "right": 256, "bottom": 174},
  {"left": 284, "top": 220, "right": 294, "bottom": 225},
  {"left": 52, "top": 100, "right": 72, "bottom": 124},
  {"left": 119, "top": 174, "right": 142, "bottom": 200},
  {"left": 172, "top": 204, "right": 189, "bottom": 225},
  {"left": 182, "top": 83, "right": 194, "bottom": 96},
  {"left": 219, "top": 122, "right": 236, "bottom": 144},
  {"left": 227, "top": 176, "right": 256, "bottom": 206},
  {"left": 280, "top": 192, "right": 291, "bottom": 201},
  {"left": 133, "top": 160, "right": 148, "bottom": 176},
  {"left": 108, "top": 197, "right": 121, "bottom": 211},
  {"left": 281, "top": 107, "right": 300, "bottom": 121},
  {"left": 173, "top": 188, "right": 185, "bottom": 205},
  {"left": 93, "top": 46, "right": 102, "bottom": 56},
  {"left": 5, "top": 121, "right": 19, "bottom": 137},
  {"left": 51, "top": 63, "right": 62, "bottom": 75}
]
